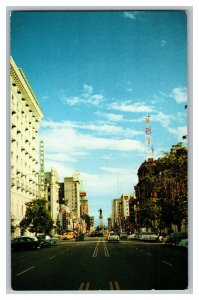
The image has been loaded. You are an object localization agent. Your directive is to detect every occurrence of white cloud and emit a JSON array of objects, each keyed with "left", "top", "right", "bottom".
[
  {"left": 81, "top": 169, "right": 137, "bottom": 198},
  {"left": 168, "top": 126, "right": 187, "bottom": 139},
  {"left": 95, "top": 111, "right": 123, "bottom": 122},
  {"left": 41, "top": 119, "right": 143, "bottom": 138},
  {"left": 39, "top": 124, "right": 145, "bottom": 166},
  {"left": 109, "top": 101, "right": 154, "bottom": 113},
  {"left": 45, "top": 153, "right": 77, "bottom": 163},
  {"left": 83, "top": 84, "right": 93, "bottom": 95},
  {"left": 170, "top": 87, "right": 187, "bottom": 103},
  {"left": 60, "top": 84, "right": 104, "bottom": 106},
  {"left": 160, "top": 40, "right": 167, "bottom": 47},
  {"left": 152, "top": 112, "right": 175, "bottom": 127}
]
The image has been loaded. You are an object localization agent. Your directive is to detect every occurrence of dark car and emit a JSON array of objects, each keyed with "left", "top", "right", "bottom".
[
  {"left": 11, "top": 236, "right": 41, "bottom": 251},
  {"left": 165, "top": 232, "right": 188, "bottom": 246},
  {"left": 120, "top": 232, "right": 128, "bottom": 240},
  {"left": 37, "top": 235, "right": 51, "bottom": 247},
  {"left": 75, "top": 233, "right": 85, "bottom": 241}
]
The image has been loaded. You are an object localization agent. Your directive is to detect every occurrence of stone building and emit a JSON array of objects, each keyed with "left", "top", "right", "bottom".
[
  {"left": 45, "top": 168, "right": 60, "bottom": 228},
  {"left": 10, "top": 57, "right": 43, "bottom": 236}
]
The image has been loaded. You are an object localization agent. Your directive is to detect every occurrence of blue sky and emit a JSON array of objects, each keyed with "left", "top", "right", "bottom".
[{"left": 11, "top": 10, "right": 187, "bottom": 225}]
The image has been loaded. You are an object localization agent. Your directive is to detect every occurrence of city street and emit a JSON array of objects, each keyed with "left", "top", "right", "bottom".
[{"left": 11, "top": 237, "right": 188, "bottom": 291}]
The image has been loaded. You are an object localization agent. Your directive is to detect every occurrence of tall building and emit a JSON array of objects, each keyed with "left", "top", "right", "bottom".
[
  {"left": 64, "top": 173, "right": 81, "bottom": 219},
  {"left": 111, "top": 198, "right": 122, "bottom": 230},
  {"left": 134, "top": 158, "right": 158, "bottom": 204},
  {"left": 89, "top": 216, "right": 95, "bottom": 232},
  {"left": 45, "top": 168, "right": 60, "bottom": 227},
  {"left": 80, "top": 192, "right": 88, "bottom": 217},
  {"left": 10, "top": 57, "right": 43, "bottom": 236},
  {"left": 111, "top": 195, "right": 130, "bottom": 232},
  {"left": 121, "top": 194, "right": 130, "bottom": 219}
]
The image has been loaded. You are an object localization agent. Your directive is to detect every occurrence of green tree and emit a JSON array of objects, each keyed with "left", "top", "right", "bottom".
[
  {"left": 11, "top": 217, "right": 17, "bottom": 234},
  {"left": 20, "top": 199, "right": 54, "bottom": 236},
  {"left": 154, "top": 143, "right": 188, "bottom": 231},
  {"left": 137, "top": 143, "right": 187, "bottom": 232}
]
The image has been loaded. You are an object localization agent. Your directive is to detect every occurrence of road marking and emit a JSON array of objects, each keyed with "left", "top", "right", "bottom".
[
  {"left": 92, "top": 241, "right": 99, "bottom": 258},
  {"left": 142, "top": 250, "right": 152, "bottom": 256},
  {"left": 161, "top": 260, "right": 173, "bottom": 267},
  {"left": 79, "top": 282, "right": 90, "bottom": 290},
  {"left": 103, "top": 242, "right": 110, "bottom": 257},
  {"left": 16, "top": 266, "right": 36, "bottom": 276},
  {"left": 109, "top": 281, "right": 120, "bottom": 290},
  {"left": 49, "top": 255, "right": 56, "bottom": 260}
]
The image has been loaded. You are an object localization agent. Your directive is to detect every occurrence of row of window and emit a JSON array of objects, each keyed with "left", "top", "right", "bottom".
[{"left": 11, "top": 85, "right": 40, "bottom": 125}]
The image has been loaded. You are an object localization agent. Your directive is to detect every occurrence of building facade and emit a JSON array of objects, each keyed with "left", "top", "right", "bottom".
[
  {"left": 80, "top": 192, "right": 88, "bottom": 217},
  {"left": 111, "top": 198, "right": 122, "bottom": 231},
  {"left": 10, "top": 57, "right": 43, "bottom": 236},
  {"left": 64, "top": 174, "right": 81, "bottom": 219},
  {"left": 45, "top": 168, "right": 60, "bottom": 228}
]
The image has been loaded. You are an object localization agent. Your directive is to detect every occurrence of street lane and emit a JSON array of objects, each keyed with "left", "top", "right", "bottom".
[{"left": 11, "top": 238, "right": 188, "bottom": 291}]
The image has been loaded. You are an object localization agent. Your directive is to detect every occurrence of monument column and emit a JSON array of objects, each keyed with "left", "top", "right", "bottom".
[{"left": 98, "top": 208, "right": 103, "bottom": 230}]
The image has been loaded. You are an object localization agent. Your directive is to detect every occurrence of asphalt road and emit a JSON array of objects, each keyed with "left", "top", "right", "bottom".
[{"left": 11, "top": 237, "right": 188, "bottom": 291}]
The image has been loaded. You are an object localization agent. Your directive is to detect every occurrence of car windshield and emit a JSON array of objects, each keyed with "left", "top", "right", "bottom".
[{"left": 110, "top": 233, "right": 118, "bottom": 236}]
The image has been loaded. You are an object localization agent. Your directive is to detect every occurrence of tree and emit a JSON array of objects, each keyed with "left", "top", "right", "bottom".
[
  {"left": 20, "top": 199, "right": 54, "bottom": 235},
  {"left": 11, "top": 217, "right": 17, "bottom": 234},
  {"left": 136, "top": 143, "right": 188, "bottom": 232},
  {"left": 154, "top": 143, "right": 188, "bottom": 231}
]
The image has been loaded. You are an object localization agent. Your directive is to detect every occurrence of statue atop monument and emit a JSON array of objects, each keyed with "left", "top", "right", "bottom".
[{"left": 98, "top": 208, "right": 102, "bottom": 217}]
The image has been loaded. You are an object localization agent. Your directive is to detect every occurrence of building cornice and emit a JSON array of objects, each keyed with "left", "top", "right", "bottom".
[{"left": 10, "top": 56, "right": 43, "bottom": 120}]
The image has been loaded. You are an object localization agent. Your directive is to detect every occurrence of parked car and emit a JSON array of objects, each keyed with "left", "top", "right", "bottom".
[
  {"left": 136, "top": 232, "right": 148, "bottom": 240},
  {"left": 165, "top": 232, "right": 188, "bottom": 246},
  {"left": 11, "top": 236, "right": 41, "bottom": 251},
  {"left": 120, "top": 232, "right": 128, "bottom": 240},
  {"left": 139, "top": 232, "right": 159, "bottom": 242},
  {"left": 128, "top": 232, "right": 139, "bottom": 240},
  {"left": 89, "top": 232, "right": 104, "bottom": 237},
  {"left": 157, "top": 233, "right": 167, "bottom": 242},
  {"left": 37, "top": 235, "right": 51, "bottom": 247},
  {"left": 50, "top": 235, "right": 60, "bottom": 245},
  {"left": 62, "top": 232, "right": 75, "bottom": 240},
  {"left": 75, "top": 233, "right": 85, "bottom": 241},
  {"left": 107, "top": 232, "right": 120, "bottom": 242},
  {"left": 178, "top": 238, "right": 188, "bottom": 249}
]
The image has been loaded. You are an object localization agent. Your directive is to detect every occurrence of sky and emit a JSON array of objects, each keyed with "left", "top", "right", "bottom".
[{"left": 10, "top": 10, "right": 188, "bottom": 225}]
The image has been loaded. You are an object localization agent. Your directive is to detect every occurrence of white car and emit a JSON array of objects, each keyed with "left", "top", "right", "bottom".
[
  {"left": 107, "top": 232, "right": 120, "bottom": 242},
  {"left": 128, "top": 233, "right": 139, "bottom": 240},
  {"left": 140, "top": 232, "right": 159, "bottom": 242}
]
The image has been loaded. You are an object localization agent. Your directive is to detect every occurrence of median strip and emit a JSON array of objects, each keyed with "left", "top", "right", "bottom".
[
  {"left": 103, "top": 242, "right": 110, "bottom": 257},
  {"left": 92, "top": 241, "right": 99, "bottom": 258}
]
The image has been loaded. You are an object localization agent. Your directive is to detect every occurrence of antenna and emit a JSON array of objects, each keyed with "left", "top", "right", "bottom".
[{"left": 145, "top": 115, "right": 154, "bottom": 160}]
